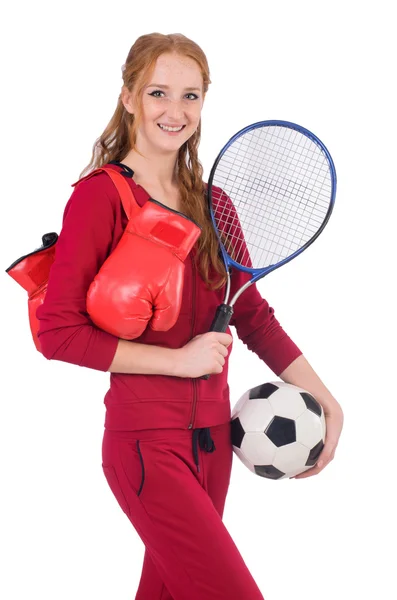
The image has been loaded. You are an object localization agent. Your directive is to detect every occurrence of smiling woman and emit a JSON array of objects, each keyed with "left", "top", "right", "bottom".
[
  {"left": 33, "top": 31, "right": 270, "bottom": 600},
  {"left": 33, "top": 31, "right": 336, "bottom": 600}
]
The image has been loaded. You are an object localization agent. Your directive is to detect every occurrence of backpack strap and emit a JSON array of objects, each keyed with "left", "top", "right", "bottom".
[{"left": 71, "top": 165, "right": 140, "bottom": 221}]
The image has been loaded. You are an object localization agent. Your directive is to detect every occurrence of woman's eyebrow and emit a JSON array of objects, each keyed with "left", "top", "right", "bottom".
[{"left": 146, "top": 83, "right": 201, "bottom": 91}]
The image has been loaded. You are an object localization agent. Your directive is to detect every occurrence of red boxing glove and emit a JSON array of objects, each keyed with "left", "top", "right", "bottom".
[{"left": 86, "top": 200, "right": 201, "bottom": 339}]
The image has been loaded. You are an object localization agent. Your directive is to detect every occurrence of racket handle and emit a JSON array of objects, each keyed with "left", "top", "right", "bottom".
[
  {"left": 200, "top": 304, "right": 234, "bottom": 380},
  {"left": 209, "top": 304, "right": 234, "bottom": 333}
]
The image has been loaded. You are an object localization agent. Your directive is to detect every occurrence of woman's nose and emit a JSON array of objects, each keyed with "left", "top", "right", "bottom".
[{"left": 166, "top": 99, "right": 185, "bottom": 120}]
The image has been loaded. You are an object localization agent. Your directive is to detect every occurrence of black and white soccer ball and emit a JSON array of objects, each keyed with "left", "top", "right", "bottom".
[{"left": 231, "top": 381, "right": 326, "bottom": 480}]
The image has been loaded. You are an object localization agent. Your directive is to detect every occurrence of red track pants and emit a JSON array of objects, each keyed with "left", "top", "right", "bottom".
[{"left": 101, "top": 420, "right": 265, "bottom": 600}]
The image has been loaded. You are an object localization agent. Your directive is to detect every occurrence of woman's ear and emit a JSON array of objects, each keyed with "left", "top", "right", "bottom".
[{"left": 121, "top": 85, "right": 134, "bottom": 115}]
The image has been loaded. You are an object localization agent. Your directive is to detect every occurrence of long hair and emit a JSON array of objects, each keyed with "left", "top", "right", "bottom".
[{"left": 79, "top": 32, "right": 228, "bottom": 290}]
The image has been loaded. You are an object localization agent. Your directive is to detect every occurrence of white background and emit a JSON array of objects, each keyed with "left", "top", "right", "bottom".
[{"left": 1, "top": 1, "right": 396, "bottom": 598}]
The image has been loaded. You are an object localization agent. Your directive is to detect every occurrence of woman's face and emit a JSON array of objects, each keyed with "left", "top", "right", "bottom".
[{"left": 127, "top": 52, "right": 205, "bottom": 156}]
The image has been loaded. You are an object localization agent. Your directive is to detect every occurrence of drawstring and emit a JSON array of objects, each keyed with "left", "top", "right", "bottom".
[{"left": 192, "top": 427, "right": 216, "bottom": 473}]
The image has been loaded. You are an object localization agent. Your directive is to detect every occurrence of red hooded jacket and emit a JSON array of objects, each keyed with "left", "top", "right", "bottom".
[{"left": 36, "top": 161, "right": 302, "bottom": 431}]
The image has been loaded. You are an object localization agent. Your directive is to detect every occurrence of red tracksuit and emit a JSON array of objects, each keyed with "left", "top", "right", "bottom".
[{"left": 36, "top": 161, "right": 302, "bottom": 599}]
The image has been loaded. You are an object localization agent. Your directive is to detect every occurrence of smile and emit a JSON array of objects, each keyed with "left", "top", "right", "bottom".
[{"left": 158, "top": 124, "right": 186, "bottom": 132}]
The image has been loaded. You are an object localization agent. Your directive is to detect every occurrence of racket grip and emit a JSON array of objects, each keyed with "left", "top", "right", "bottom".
[
  {"left": 200, "top": 304, "right": 234, "bottom": 380},
  {"left": 209, "top": 304, "right": 234, "bottom": 333}
]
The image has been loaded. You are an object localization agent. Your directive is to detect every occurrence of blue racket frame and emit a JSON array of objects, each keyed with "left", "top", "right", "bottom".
[{"left": 207, "top": 120, "right": 337, "bottom": 285}]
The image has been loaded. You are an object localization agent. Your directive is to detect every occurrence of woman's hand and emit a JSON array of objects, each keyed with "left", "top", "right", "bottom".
[
  {"left": 174, "top": 332, "right": 233, "bottom": 378},
  {"left": 291, "top": 404, "right": 344, "bottom": 479}
]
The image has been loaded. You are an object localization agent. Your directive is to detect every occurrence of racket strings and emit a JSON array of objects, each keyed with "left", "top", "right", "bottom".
[
  {"left": 231, "top": 130, "right": 329, "bottom": 260},
  {"left": 211, "top": 125, "right": 332, "bottom": 269}
]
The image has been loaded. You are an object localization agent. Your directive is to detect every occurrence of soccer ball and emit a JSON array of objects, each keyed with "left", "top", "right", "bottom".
[{"left": 231, "top": 381, "right": 326, "bottom": 479}]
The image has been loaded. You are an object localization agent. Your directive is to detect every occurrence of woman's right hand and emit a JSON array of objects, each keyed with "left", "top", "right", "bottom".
[{"left": 174, "top": 332, "right": 233, "bottom": 378}]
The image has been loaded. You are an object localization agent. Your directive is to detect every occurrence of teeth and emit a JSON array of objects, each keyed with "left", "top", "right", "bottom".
[{"left": 159, "top": 124, "right": 184, "bottom": 132}]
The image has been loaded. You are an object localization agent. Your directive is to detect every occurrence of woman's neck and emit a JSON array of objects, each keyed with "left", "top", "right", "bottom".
[{"left": 120, "top": 148, "right": 178, "bottom": 189}]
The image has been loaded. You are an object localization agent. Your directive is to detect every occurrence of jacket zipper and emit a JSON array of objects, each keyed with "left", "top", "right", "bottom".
[{"left": 188, "top": 250, "right": 197, "bottom": 430}]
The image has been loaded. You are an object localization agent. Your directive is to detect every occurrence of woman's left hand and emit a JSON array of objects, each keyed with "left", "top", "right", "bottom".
[{"left": 291, "top": 404, "right": 344, "bottom": 479}]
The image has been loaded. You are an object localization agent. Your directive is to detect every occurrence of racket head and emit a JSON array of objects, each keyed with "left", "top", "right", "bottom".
[{"left": 207, "top": 120, "right": 337, "bottom": 282}]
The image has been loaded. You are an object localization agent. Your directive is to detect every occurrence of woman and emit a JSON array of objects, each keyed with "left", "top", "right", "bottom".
[{"left": 36, "top": 32, "right": 344, "bottom": 600}]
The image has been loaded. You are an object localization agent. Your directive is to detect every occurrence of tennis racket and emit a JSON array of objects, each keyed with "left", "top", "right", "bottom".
[{"left": 201, "top": 120, "right": 337, "bottom": 380}]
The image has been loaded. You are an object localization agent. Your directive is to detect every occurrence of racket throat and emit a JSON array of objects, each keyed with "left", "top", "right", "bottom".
[{"left": 209, "top": 304, "right": 234, "bottom": 332}]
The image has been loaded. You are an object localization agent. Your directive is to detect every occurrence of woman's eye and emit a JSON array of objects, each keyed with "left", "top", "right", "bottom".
[
  {"left": 149, "top": 90, "right": 164, "bottom": 98},
  {"left": 149, "top": 90, "right": 199, "bottom": 100}
]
